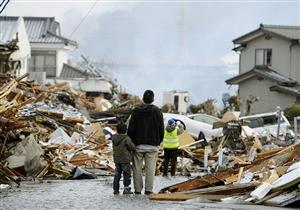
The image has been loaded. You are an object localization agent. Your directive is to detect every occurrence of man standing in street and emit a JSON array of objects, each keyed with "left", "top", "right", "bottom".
[{"left": 127, "top": 90, "right": 164, "bottom": 195}]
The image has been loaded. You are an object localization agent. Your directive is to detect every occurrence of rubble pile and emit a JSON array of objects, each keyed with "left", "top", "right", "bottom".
[
  {"left": 89, "top": 92, "right": 142, "bottom": 122},
  {"left": 150, "top": 112, "right": 300, "bottom": 207},
  {"left": 0, "top": 74, "right": 117, "bottom": 186},
  {"left": 1, "top": 70, "right": 299, "bottom": 207}
]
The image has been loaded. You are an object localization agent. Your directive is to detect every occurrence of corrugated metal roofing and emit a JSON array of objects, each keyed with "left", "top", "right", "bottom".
[
  {"left": 254, "top": 66, "right": 297, "bottom": 84},
  {"left": 233, "top": 24, "right": 300, "bottom": 44},
  {"left": 0, "top": 17, "right": 19, "bottom": 43},
  {"left": 0, "top": 16, "right": 77, "bottom": 46},
  {"left": 226, "top": 66, "right": 297, "bottom": 85},
  {"left": 60, "top": 63, "right": 89, "bottom": 78},
  {"left": 263, "top": 24, "right": 300, "bottom": 40},
  {"left": 270, "top": 84, "right": 300, "bottom": 96}
]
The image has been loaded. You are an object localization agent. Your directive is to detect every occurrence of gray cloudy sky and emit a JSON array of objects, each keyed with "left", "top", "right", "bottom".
[{"left": 3, "top": 0, "right": 300, "bottom": 105}]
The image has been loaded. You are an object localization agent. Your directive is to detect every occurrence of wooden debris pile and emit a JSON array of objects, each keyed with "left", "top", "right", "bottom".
[
  {"left": 0, "top": 74, "right": 115, "bottom": 186},
  {"left": 151, "top": 139, "right": 300, "bottom": 207}
]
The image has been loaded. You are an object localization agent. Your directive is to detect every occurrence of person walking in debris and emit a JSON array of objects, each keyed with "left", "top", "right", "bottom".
[
  {"left": 112, "top": 122, "right": 136, "bottom": 195},
  {"left": 162, "top": 119, "right": 184, "bottom": 177},
  {"left": 127, "top": 90, "right": 164, "bottom": 195}
]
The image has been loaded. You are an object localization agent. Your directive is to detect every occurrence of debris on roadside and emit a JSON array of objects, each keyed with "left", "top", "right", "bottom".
[
  {"left": 0, "top": 72, "right": 139, "bottom": 186},
  {"left": 1, "top": 39, "right": 299, "bottom": 208},
  {"left": 150, "top": 110, "right": 300, "bottom": 207}
]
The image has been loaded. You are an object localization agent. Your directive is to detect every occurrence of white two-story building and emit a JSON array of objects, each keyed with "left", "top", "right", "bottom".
[
  {"left": 226, "top": 24, "right": 300, "bottom": 115},
  {"left": 0, "top": 16, "right": 78, "bottom": 80},
  {"left": 0, "top": 16, "right": 116, "bottom": 95}
]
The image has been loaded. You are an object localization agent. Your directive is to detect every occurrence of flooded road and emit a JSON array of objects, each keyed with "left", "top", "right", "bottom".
[{"left": 0, "top": 176, "right": 288, "bottom": 210}]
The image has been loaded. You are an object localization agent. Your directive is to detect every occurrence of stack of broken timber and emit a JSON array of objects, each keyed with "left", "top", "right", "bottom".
[
  {"left": 151, "top": 140, "right": 300, "bottom": 207},
  {"left": 0, "top": 74, "right": 116, "bottom": 186}
]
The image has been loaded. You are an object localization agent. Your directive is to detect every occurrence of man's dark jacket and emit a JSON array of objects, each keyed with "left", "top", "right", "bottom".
[
  {"left": 127, "top": 104, "right": 164, "bottom": 147},
  {"left": 112, "top": 134, "right": 136, "bottom": 164}
]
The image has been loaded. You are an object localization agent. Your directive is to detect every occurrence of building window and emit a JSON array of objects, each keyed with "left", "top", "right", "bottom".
[
  {"left": 28, "top": 51, "right": 56, "bottom": 77},
  {"left": 255, "top": 49, "right": 272, "bottom": 66}
]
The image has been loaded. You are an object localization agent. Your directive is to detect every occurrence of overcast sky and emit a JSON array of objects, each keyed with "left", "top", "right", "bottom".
[{"left": 3, "top": 0, "right": 300, "bottom": 105}]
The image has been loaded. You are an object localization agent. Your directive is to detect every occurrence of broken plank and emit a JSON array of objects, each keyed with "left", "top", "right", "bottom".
[
  {"left": 237, "top": 167, "right": 244, "bottom": 183},
  {"left": 36, "top": 164, "right": 50, "bottom": 178},
  {"left": 152, "top": 183, "right": 257, "bottom": 201},
  {"left": 160, "top": 168, "right": 238, "bottom": 193},
  {"left": 49, "top": 166, "right": 70, "bottom": 177},
  {"left": 150, "top": 193, "right": 198, "bottom": 201}
]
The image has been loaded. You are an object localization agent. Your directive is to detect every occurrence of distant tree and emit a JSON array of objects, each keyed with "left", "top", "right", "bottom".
[
  {"left": 228, "top": 95, "right": 240, "bottom": 111},
  {"left": 161, "top": 104, "right": 177, "bottom": 113},
  {"left": 284, "top": 104, "right": 300, "bottom": 118},
  {"left": 188, "top": 98, "right": 217, "bottom": 115}
]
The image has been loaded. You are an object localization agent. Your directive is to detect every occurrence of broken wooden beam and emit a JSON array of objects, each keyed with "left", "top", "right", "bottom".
[{"left": 160, "top": 168, "right": 238, "bottom": 193}]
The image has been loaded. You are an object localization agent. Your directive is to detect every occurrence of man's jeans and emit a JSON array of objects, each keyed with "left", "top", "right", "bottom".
[
  {"left": 132, "top": 150, "right": 158, "bottom": 193},
  {"left": 113, "top": 163, "right": 131, "bottom": 191}
]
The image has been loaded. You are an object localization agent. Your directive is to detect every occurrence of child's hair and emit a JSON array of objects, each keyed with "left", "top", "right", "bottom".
[{"left": 116, "top": 122, "right": 127, "bottom": 134}]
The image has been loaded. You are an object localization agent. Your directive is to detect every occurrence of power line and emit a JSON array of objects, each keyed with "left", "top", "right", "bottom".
[
  {"left": 0, "top": 0, "right": 6, "bottom": 8},
  {"left": 0, "top": 0, "right": 9, "bottom": 14},
  {"left": 68, "top": 0, "right": 98, "bottom": 39}
]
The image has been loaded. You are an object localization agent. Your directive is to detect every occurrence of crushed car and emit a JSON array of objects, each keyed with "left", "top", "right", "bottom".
[{"left": 163, "top": 113, "right": 223, "bottom": 141}]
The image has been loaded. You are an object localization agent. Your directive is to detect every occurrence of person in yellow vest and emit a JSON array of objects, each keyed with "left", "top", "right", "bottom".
[{"left": 163, "top": 119, "right": 184, "bottom": 176}]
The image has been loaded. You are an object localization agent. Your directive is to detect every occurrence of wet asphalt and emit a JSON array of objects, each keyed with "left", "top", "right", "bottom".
[{"left": 0, "top": 176, "right": 290, "bottom": 210}]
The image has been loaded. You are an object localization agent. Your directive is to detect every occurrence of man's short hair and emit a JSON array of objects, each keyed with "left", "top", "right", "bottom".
[
  {"left": 143, "top": 90, "right": 154, "bottom": 104},
  {"left": 116, "top": 122, "right": 127, "bottom": 134}
]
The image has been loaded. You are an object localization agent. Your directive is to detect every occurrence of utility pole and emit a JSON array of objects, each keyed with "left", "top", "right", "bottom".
[{"left": 276, "top": 106, "right": 282, "bottom": 142}]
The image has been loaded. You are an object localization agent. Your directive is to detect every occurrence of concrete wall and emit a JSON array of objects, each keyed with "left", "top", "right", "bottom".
[
  {"left": 56, "top": 49, "right": 68, "bottom": 77},
  {"left": 240, "top": 35, "right": 291, "bottom": 77},
  {"left": 8, "top": 17, "right": 31, "bottom": 77},
  {"left": 239, "top": 77, "right": 296, "bottom": 115},
  {"left": 291, "top": 44, "right": 300, "bottom": 81}
]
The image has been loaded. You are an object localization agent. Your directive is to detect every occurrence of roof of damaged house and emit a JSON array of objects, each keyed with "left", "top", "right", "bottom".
[
  {"left": 60, "top": 63, "right": 90, "bottom": 78},
  {"left": 270, "top": 84, "right": 300, "bottom": 96},
  {"left": 57, "top": 63, "right": 113, "bottom": 93},
  {"left": 233, "top": 24, "right": 300, "bottom": 44},
  {"left": 225, "top": 66, "right": 298, "bottom": 86},
  {"left": 0, "top": 17, "right": 21, "bottom": 44},
  {"left": 0, "top": 16, "right": 77, "bottom": 47}
]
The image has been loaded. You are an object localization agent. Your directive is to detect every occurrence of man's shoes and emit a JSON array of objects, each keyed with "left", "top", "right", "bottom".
[
  {"left": 145, "top": 191, "right": 153, "bottom": 195},
  {"left": 113, "top": 190, "right": 119, "bottom": 195},
  {"left": 134, "top": 191, "right": 141, "bottom": 195},
  {"left": 123, "top": 187, "right": 133, "bottom": 195}
]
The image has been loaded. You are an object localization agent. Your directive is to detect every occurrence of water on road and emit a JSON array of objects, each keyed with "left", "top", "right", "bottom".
[{"left": 0, "top": 176, "right": 289, "bottom": 210}]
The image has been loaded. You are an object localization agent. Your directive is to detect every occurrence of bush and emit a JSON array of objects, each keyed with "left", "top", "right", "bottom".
[{"left": 284, "top": 104, "right": 300, "bottom": 118}]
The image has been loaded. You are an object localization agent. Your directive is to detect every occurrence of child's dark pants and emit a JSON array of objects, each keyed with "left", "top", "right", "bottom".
[{"left": 113, "top": 163, "right": 131, "bottom": 191}]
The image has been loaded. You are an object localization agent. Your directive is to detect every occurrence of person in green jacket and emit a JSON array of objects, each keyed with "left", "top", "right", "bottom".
[{"left": 112, "top": 122, "right": 136, "bottom": 195}]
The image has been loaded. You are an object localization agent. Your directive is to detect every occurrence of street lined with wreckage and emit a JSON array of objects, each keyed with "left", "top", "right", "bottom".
[
  {"left": 0, "top": 71, "right": 299, "bottom": 209},
  {"left": 1, "top": 39, "right": 300, "bottom": 209}
]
